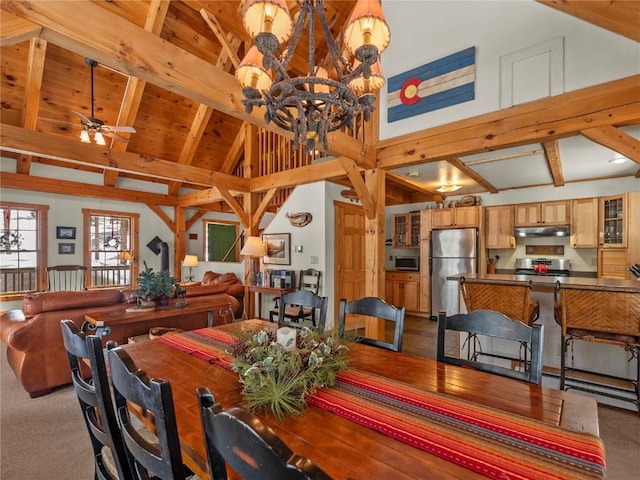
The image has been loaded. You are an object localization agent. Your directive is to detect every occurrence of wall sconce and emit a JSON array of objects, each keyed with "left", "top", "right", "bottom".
[
  {"left": 182, "top": 254, "right": 199, "bottom": 282},
  {"left": 240, "top": 236, "right": 267, "bottom": 286}
]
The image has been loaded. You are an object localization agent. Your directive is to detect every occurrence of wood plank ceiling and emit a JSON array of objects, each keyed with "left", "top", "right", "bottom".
[{"left": 0, "top": 0, "right": 639, "bottom": 213}]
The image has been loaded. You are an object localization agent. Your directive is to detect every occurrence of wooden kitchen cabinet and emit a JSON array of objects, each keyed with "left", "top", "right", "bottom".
[
  {"left": 598, "top": 249, "right": 628, "bottom": 279},
  {"left": 393, "top": 212, "right": 421, "bottom": 248},
  {"left": 431, "top": 206, "right": 480, "bottom": 229},
  {"left": 485, "top": 205, "right": 515, "bottom": 249},
  {"left": 386, "top": 272, "right": 420, "bottom": 312},
  {"left": 571, "top": 198, "right": 598, "bottom": 248},
  {"left": 598, "top": 194, "right": 627, "bottom": 248},
  {"left": 514, "top": 200, "right": 570, "bottom": 226}
]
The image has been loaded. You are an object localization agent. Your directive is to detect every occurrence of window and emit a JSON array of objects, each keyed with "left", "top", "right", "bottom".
[
  {"left": 205, "top": 221, "right": 240, "bottom": 262},
  {"left": 83, "top": 209, "right": 139, "bottom": 288},
  {"left": 0, "top": 202, "right": 48, "bottom": 298}
]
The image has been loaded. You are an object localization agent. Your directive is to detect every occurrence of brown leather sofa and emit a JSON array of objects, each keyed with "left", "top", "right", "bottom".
[{"left": 1, "top": 276, "right": 243, "bottom": 398}]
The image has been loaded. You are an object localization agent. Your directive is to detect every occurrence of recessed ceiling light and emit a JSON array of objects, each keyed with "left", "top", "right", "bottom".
[
  {"left": 436, "top": 184, "right": 462, "bottom": 193},
  {"left": 609, "top": 156, "right": 628, "bottom": 164}
]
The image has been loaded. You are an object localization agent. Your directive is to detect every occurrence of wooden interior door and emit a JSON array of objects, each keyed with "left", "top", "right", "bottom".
[{"left": 334, "top": 201, "right": 366, "bottom": 330}]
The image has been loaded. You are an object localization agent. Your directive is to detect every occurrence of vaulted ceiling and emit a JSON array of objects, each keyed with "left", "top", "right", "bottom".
[{"left": 1, "top": 1, "right": 639, "bottom": 216}]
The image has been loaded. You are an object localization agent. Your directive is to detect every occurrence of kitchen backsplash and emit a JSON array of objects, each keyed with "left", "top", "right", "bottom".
[{"left": 489, "top": 237, "right": 597, "bottom": 273}]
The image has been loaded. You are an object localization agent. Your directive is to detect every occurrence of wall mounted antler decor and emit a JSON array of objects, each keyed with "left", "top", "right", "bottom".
[{"left": 286, "top": 212, "right": 313, "bottom": 227}]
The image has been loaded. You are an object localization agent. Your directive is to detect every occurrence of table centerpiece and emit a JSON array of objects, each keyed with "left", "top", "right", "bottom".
[{"left": 229, "top": 326, "right": 349, "bottom": 420}]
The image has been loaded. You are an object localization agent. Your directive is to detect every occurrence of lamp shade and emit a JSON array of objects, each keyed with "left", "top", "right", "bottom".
[
  {"left": 343, "top": 0, "right": 390, "bottom": 55},
  {"left": 183, "top": 254, "right": 199, "bottom": 267},
  {"left": 242, "top": 0, "right": 293, "bottom": 42},
  {"left": 117, "top": 251, "right": 133, "bottom": 261},
  {"left": 240, "top": 236, "right": 267, "bottom": 257},
  {"left": 79, "top": 129, "right": 91, "bottom": 143},
  {"left": 236, "top": 45, "right": 273, "bottom": 90},
  {"left": 349, "top": 58, "right": 385, "bottom": 93}
]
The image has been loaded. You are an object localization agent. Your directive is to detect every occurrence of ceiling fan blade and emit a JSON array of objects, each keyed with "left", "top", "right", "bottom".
[
  {"left": 105, "top": 125, "right": 136, "bottom": 133},
  {"left": 72, "top": 110, "right": 92, "bottom": 124},
  {"left": 101, "top": 130, "right": 131, "bottom": 143}
]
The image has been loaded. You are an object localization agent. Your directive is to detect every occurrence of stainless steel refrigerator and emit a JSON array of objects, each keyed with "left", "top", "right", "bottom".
[{"left": 430, "top": 228, "right": 478, "bottom": 318}]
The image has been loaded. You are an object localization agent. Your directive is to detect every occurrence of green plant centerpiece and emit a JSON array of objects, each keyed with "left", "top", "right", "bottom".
[
  {"left": 229, "top": 327, "right": 349, "bottom": 420},
  {"left": 136, "top": 262, "right": 177, "bottom": 305}
]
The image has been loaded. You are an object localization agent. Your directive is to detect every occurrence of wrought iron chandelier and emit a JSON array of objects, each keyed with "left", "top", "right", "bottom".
[{"left": 236, "top": 0, "right": 390, "bottom": 153}]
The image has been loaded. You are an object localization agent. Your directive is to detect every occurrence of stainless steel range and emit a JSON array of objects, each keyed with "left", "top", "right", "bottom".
[{"left": 515, "top": 258, "right": 572, "bottom": 277}]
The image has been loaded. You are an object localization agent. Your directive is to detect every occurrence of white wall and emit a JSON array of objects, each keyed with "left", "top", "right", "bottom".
[{"left": 380, "top": 1, "right": 640, "bottom": 139}]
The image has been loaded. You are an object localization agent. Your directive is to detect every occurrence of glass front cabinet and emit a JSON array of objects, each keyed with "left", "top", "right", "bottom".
[{"left": 599, "top": 194, "right": 627, "bottom": 248}]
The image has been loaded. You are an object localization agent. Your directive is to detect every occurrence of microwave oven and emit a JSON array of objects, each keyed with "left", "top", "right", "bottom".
[{"left": 395, "top": 256, "right": 420, "bottom": 271}]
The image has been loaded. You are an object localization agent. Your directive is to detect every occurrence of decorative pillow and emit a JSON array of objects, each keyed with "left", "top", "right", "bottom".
[
  {"left": 201, "top": 271, "right": 220, "bottom": 286},
  {"left": 213, "top": 272, "right": 239, "bottom": 284}
]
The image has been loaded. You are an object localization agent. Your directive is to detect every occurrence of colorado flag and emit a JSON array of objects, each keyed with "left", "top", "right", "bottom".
[{"left": 387, "top": 47, "right": 475, "bottom": 122}]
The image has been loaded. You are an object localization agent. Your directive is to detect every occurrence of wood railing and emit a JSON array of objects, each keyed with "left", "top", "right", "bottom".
[
  {"left": 0, "top": 265, "right": 132, "bottom": 293},
  {"left": 0, "top": 267, "right": 37, "bottom": 292}
]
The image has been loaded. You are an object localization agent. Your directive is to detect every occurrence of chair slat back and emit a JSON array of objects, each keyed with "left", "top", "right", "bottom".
[
  {"left": 60, "top": 320, "right": 133, "bottom": 480},
  {"left": 108, "top": 347, "right": 186, "bottom": 480},
  {"left": 47, "top": 265, "right": 88, "bottom": 291},
  {"left": 277, "top": 289, "right": 328, "bottom": 331},
  {"left": 338, "top": 297, "right": 406, "bottom": 352},
  {"left": 299, "top": 268, "right": 321, "bottom": 294},
  {"left": 437, "top": 310, "right": 544, "bottom": 384},
  {"left": 460, "top": 277, "right": 538, "bottom": 325},
  {"left": 197, "top": 387, "right": 332, "bottom": 480}
]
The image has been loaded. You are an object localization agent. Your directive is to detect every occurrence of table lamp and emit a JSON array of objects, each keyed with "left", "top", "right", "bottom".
[
  {"left": 182, "top": 254, "right": 199, "bottom": 282},
  {"left": 240, "top": 236, "right": 266, "bottom": 286}
]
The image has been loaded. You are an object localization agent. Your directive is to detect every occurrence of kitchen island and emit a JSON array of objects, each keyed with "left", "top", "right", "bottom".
[{"left": 447, "top": 273, "right": 640, "bottom": 410}]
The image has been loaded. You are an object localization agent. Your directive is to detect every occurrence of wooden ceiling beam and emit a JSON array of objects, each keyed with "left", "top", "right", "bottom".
[
  {"left": 339, "top": 157, "right": 376, "bottom": 219},
  {"left": 537, "top": 0, "right": 640, "bottom": 42},
  {"left": 168, "top": 104, "right": 214, "bottom": 195},
  {"left": 580, "top": 125, "right": 640, "bottom": 165},
  {"left": 105, "top": 0, "right": 170, "bottom": 187},
  {"left": 0, "top": 172, "right": 178, "bottom": 206},
  {"left": 0, "top": 124, "right": 249, "bottom": 191},
  {"left": 221, "top": 123, "right": 246, "bottom": 174},
  {"left": 199, "top": 8, "right": 240, "bottom": 69},
  {"left": 385, "top": 171, "right": 443, "bottom": 203},
  {"left": 147, "top": 203, "right": 176, "bottom": 231},
  {"left": 0, "top": 10, "right": 42, "bottom": 46},
  {"left": 0, "top": 0, "right": 365, "bottom": 162},
  {"left": 541, "top": 140, "right": 565, "bottom": 186},
  {"left": 250, "top": 158, "right": 347, "bottom": 193},
  {"left": 376, "top": 75, "right": 640, "bottom": 170},
  {"left": 445, "top": 157, "right": 499, "bottom": 194},
  {"left": 16, "top": 36, "right": 47, "bottom": 175},
  {"left": 179, "top": 188, "right": 225, "bottom": 207}
]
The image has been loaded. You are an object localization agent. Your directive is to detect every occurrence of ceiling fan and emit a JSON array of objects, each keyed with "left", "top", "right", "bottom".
[{"left": 74, "top": 58, "right": 136, "bottom": 145}]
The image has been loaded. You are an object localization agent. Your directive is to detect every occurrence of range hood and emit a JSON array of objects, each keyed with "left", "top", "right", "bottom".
[{"left": 514, "top": 226, "right": 570, "bottom": 237}]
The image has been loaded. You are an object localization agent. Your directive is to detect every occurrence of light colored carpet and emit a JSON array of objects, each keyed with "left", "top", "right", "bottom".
[{"left": 1, "top": 341, "right": 639, "bottom": 479}]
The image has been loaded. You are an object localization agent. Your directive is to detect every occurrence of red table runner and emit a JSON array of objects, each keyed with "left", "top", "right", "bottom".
[{"left": 158, "top": 328, "right": 606, "bottom": 480}]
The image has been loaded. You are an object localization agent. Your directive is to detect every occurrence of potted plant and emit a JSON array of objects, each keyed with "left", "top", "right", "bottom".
[{"left": 137, "top": 262, "right": 177, "bottom": 306}]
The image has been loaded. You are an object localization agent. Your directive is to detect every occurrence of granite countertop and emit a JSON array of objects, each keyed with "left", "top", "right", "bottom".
[{"left": 447, "top": 273, "right": 640, "bottom": 291}]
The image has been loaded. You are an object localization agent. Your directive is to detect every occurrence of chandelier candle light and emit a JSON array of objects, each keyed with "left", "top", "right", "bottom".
[
  {"left": 237, "top": 0, "right": 390, "bottom": 152},
  {"left": 240, "top": 236, "right": 267, "bottom": 286},
  {"left": 182, "top": 254, "right": 199, "bottom": 282}
]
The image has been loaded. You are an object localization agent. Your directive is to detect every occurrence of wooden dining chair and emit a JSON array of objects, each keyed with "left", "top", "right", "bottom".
[
  {"left": 269, "top": 269, "right": 322, "bottom": 326},
  {"left": 554, "top": 282, "right": 640, "bottom": 410},
  {"left": 108, "top": 347, "right": 193, "bottom": 480},
  {"left": 60, "top": 320, "right": 133, "bottom": 480},
  {"left": 437, "top": 310, "right": 544, "bottom": 384},
  {"left": 197, "top": 387, "right": 333, "bottom": 480},
  {"left": 338, "top": 297, "right": 406, "bottom": 352},
  {"left": 275, "top": 288, "right": 328, "bottom": 331},
  {"left": 47, "top": 265, "right": 88, "bottom": 291}
]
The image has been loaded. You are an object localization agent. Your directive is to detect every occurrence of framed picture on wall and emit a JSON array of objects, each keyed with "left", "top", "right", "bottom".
[
  {"left": 56, "top": 226, "right": 76, "bottom": 239},
  {"left": 58, "top": 243, "right": 75, "bottom": 254},
  {"left": 262, "top": 233, "right": 290, "bottom": 265}
]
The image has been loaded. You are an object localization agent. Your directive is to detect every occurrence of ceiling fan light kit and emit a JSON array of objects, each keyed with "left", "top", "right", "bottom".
[
  {"left": 76, "top": 58, "right": 136, "bottom": 145},
  {"left": 237, "top": 0, "right": 390, "bottom": 153}
]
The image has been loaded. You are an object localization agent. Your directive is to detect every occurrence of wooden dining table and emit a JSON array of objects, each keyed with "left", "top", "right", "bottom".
[{"left": 119, "top": 319, "right": 602, "bottom": 480}]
